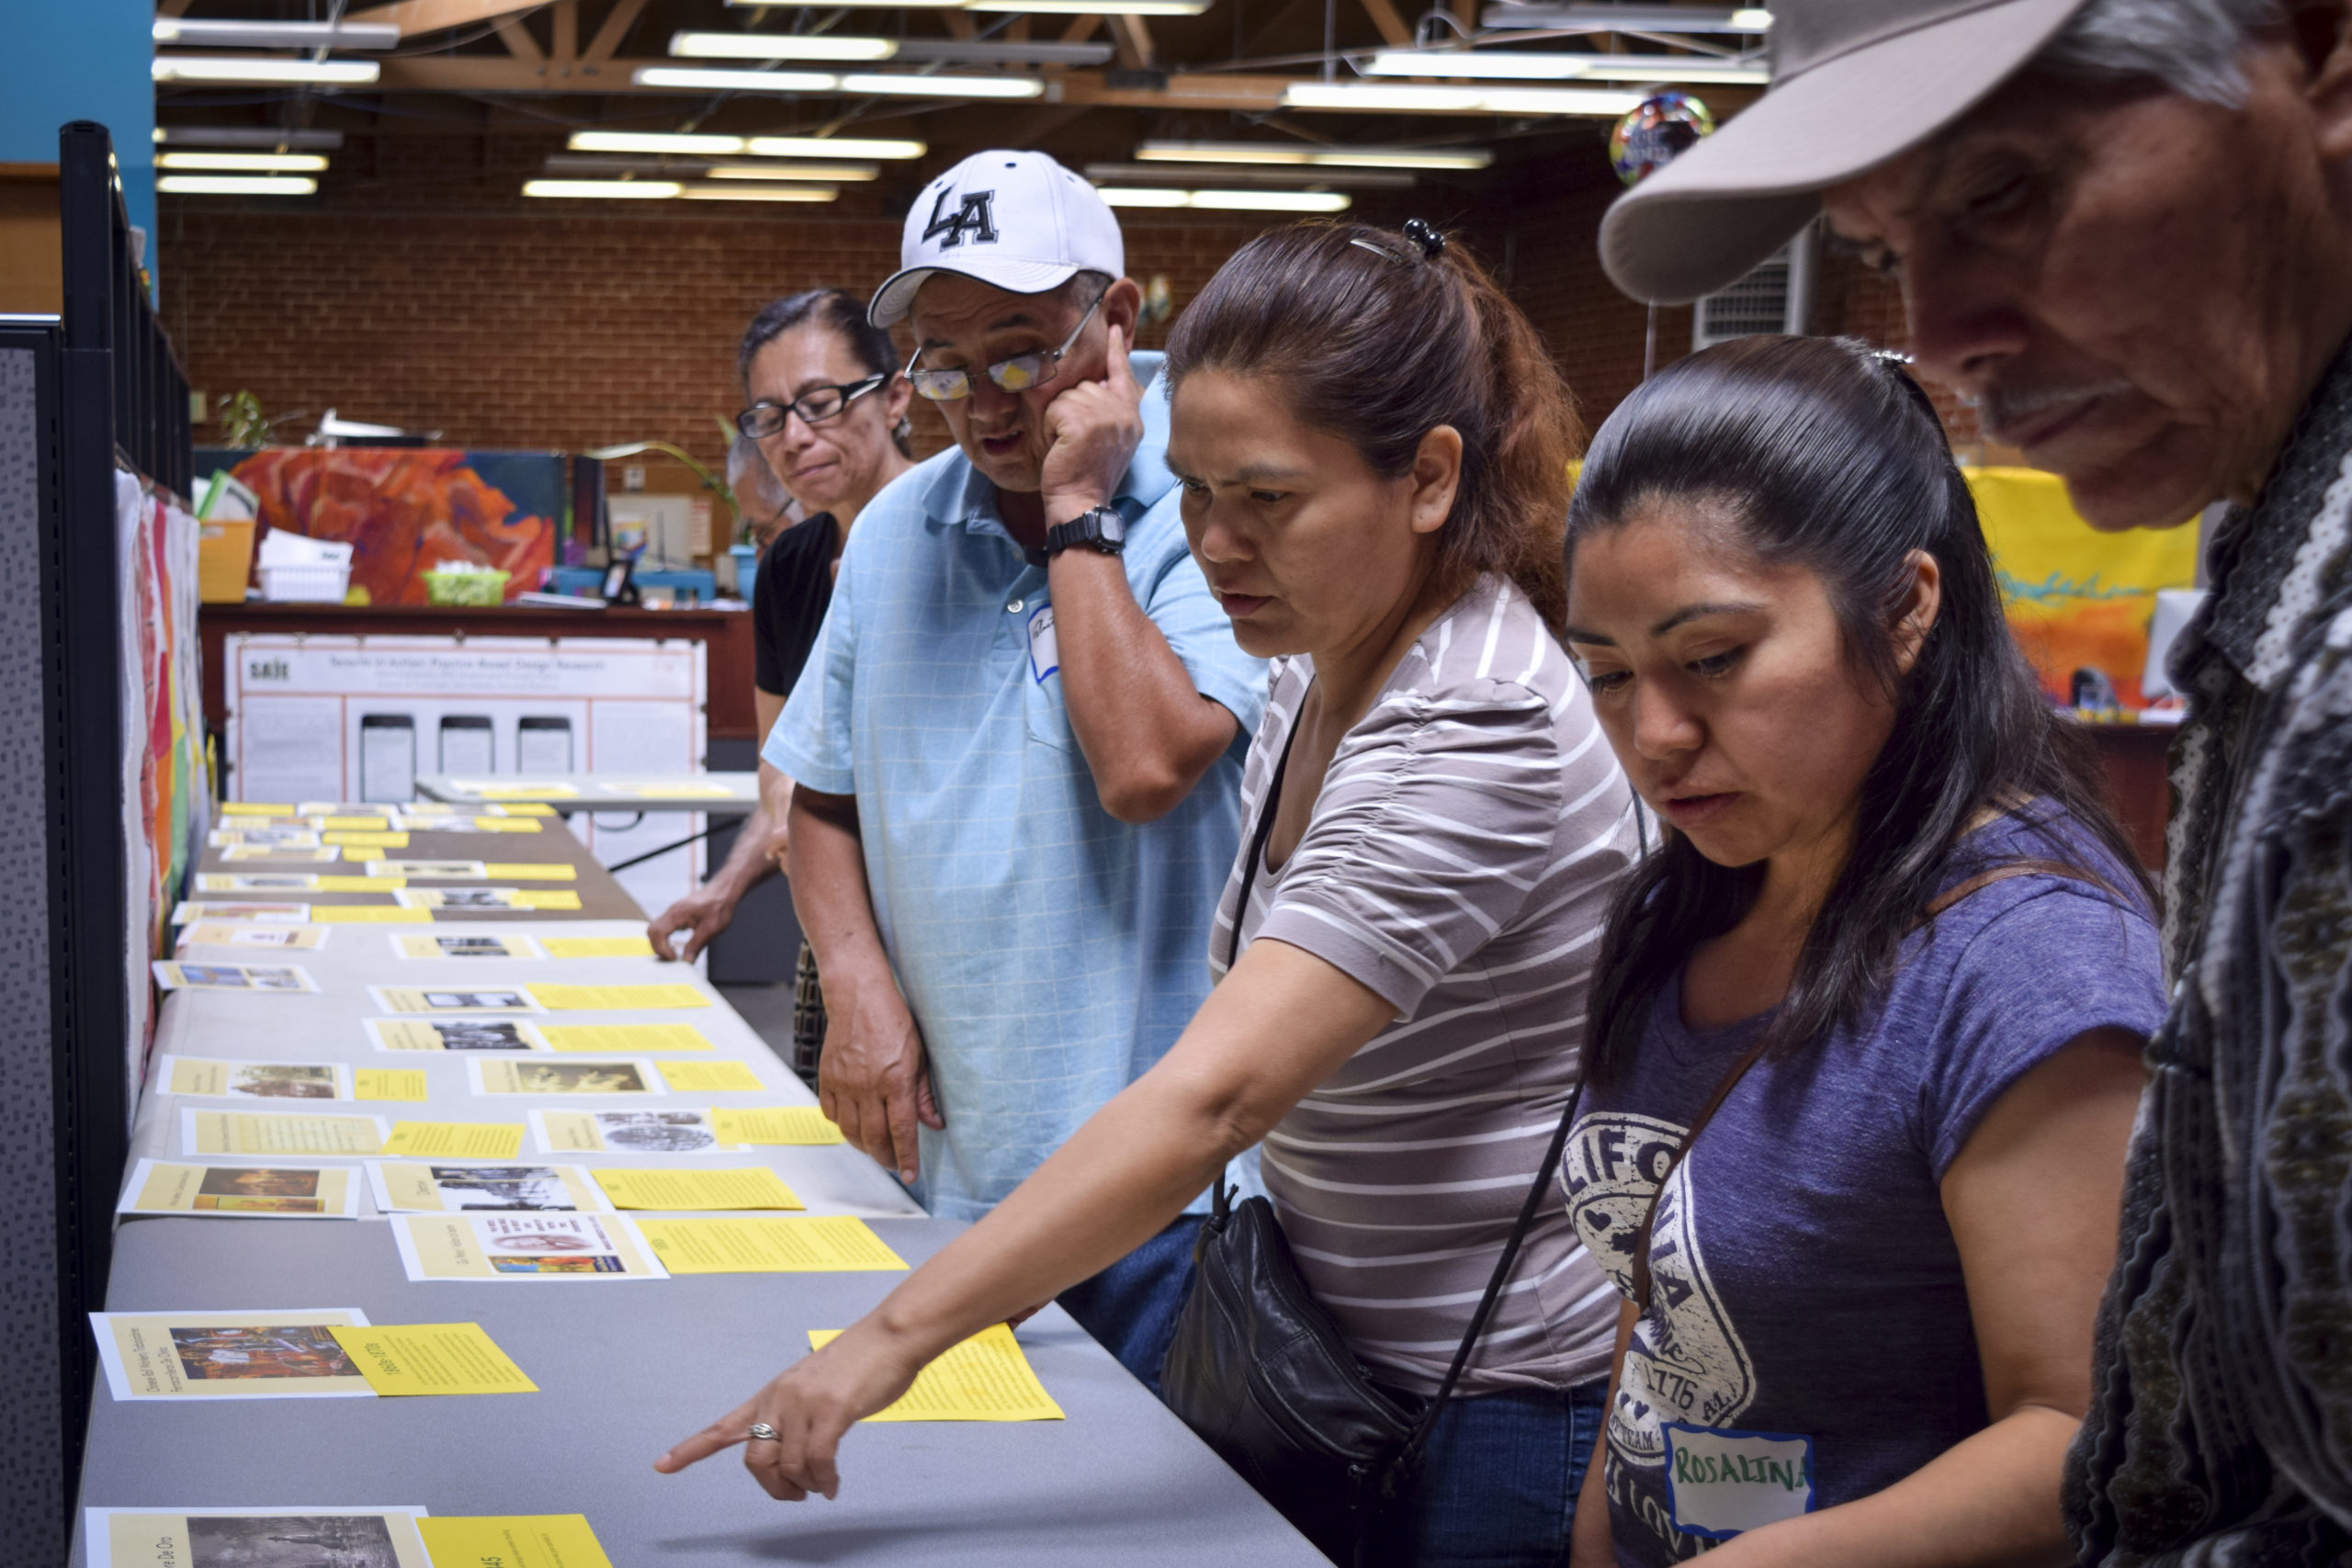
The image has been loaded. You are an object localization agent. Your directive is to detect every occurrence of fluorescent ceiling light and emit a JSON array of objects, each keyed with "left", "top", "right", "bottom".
[
  {"left": 1282, "top": 83, "right": 1486, "bottom": 111},
  {"left": 524, "top": 179, "right": 684, "bottom": 198},
  {"left": 1282, "top": 80, "right": 1640, "bottom": 113},
  {"left": 837, "top": 72, "right": 1043, "bottom": 97},
  {"left": 633, "top": 66, "right": 840, "bottom": 92},
  {"left": 898, "top": 39, "right": 1115, "bottom": 63},
  {"left": 158, "top": 175, "right": 318, "bottom": 195},
  {"left": 671, "top": 31, "right": 897, "bottom": 61},
  {"left": 1135, "top": 139, "right": 1491, "bottom": 169},
  {"left": 1097, "top": 186, "right": 1352, "bottom": 212},
  {"left": 157, "top": 127, "right": 344, "bottom": 150},
  {"left": 680, "top": 184, "right": 839, "bottom": 201},
  {"left": 704, "top": 162, "right": 879, "bottom": 180},
  {"left": 1086, "top": 162, "right": 1412, "bottom": 188},
  {"left": 969, "top": 0, "right": 1210, "bottom": 12},
  {"left": 1365, "top": 50, "right": 1766, "bottom": 84},
  {"left": 1479, "top": 5, "right": 1770, "bottom": 29},
  {"left": 569, "top": 130, "right": 749, "bottom": 154},
  {"left": 153, "top": 55, "right": 382, "bottom": 85},
  {"left": 728, "top": 0, "right": 967, "bottom": 7},
  {"left": 746, "top": 134, "right": 926, "bottom": 159},
  {"left": 158, "top": 151, "right": 329, "bottom": 172},
  {"left": 153, "top": 17, "right": 399, "bottom": 49}
]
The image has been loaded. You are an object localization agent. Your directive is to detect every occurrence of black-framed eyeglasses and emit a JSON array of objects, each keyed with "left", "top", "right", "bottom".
[
  {"left": 905, "top": 288, "right": 1105, "bottom": 403},
  {"left": 736, "top": 373, "right": 888, "bottom": 438}
]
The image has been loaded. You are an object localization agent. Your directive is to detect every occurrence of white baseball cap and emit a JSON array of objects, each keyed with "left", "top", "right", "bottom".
[{"left": 869, "top": 150, "right": 1125, "bottom": 328}]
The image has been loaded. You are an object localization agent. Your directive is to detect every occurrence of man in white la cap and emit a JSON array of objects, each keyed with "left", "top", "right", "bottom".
[
  {"left": 1601, "top": 3, "right": 2352, "bottom": 1562},
  {"left": 760, "top": 150, "right": 1264, "bottom": 1391}
]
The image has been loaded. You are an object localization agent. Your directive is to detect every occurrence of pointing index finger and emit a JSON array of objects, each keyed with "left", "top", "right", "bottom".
[{"left": 1104, "top": 322, "right": 1135, "bottom": 393}]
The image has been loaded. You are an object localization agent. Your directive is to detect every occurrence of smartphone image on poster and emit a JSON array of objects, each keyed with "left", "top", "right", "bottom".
[
  {"left": 359, "top": 716, "right": 416, "bottom": 805},
  {"left": 516, "top": 716, "right": 573, "bottom": 775},
  {"left": 439, "top": 716, "right": 493, "bottom": 774}
]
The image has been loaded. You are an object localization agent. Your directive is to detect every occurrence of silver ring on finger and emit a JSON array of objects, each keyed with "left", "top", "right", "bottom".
[{"left": 747, "top": 1422, "right": 781, "bottom": 1443}]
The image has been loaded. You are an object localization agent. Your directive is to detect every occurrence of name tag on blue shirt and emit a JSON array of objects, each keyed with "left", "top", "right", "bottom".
[
  {"left": 1027, "top": 603, "right": 1059, "bottom": 683},
  {"left": 1662, "top": 1422, "right": 1815, "bottom": 1540}
]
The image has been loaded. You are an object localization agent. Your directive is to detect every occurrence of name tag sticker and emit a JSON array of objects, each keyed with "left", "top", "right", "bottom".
[
  {"left": 1662, "top": 1422, "right": 1815, "bottom": 1540},
  {"left": 1027, "top": 604, "right": 1060, "bottom": 684}
]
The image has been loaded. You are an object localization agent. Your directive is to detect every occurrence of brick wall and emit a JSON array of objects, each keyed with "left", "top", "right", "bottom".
[{"left": 159, "top": 133, "right": 1931, "bottom": 470}]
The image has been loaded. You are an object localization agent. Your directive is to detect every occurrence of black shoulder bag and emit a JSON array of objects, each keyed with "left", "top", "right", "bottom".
[{"left": 1159, "top": 722, "right": 1587, "bottom": 1565}]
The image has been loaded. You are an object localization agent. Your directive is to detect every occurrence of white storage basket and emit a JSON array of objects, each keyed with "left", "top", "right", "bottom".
[{"left": 258, "top": 563, "right": 352, "bottom": 603}]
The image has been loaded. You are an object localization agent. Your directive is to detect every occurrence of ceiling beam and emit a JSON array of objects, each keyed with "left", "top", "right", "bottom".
[
  {"left": 550, "top": 0, "right": 578, "bottom": 62},
  {"left": 495, "top": 15, "right": 545, "bottom": 62},
  {"left": 1109, "top": 15, "right": 1159, "bottom": 71},
  {"left": 1359, "top": 0, "right": 1413, "bottom": 45},
  {"left": 345, "top": 0, "right": 548, "bottom": 39},
  {"left": 582, "top": 0, "right": 645, "bottom": 62},
  {"left": 1060, "top": 14, "right": 1105, "bottom": 41}
]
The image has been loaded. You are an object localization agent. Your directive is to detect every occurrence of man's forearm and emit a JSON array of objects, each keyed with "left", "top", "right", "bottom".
[
  {"left": 706, "top": 800, "right": 783, "bottom": 898},
  {"left": 1046, "top": 550, "right": 1236, "bottom": 823},
  {"left": 786, "top": 789, "right": 894, "bottom": 989}
]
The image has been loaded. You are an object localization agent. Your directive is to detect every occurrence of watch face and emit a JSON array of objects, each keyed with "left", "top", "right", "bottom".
[{"left": 1099, "top": 510, "right": 1125, "bottom": 543}]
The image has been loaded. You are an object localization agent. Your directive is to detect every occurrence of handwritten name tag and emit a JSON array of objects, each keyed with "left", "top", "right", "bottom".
[
  {"left": 1662, "top": 1422, "right": 1815, "bottom": 1540},
  {"left": 1028, "top": 603, "right": 1060, "bottom": 684}
]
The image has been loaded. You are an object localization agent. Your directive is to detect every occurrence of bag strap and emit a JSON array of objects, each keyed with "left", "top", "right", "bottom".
[
  {"left": 1623, "top": 856, "right": 2105, "bottom": 1312},
  {"left": 1225, "top": 713, "right": 1303, "bottom": 974}
]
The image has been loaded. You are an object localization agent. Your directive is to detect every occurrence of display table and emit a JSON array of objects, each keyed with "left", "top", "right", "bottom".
[
  {"left": 417, "top": 772, "right": 760, "bottom": 817},
  {"left": 76, "top": 809, "right": 1327, "bottom": 1564},
  {"left": 71, "top": 1219, "right": 1326, "bottom": 1566}
]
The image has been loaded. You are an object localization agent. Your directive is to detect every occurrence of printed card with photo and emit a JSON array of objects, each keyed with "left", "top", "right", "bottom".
[
  {"left": 391, "top": 886, "right": 526, "bottom": 910},
  {"left": 530, "top": 1108, "right": 735, "bottom": 1156},
  {"left": 85, "top": 1507, "right": 431, "bottom": 1568},
  {"left": 390, "top": 1211, "right": 666, "bottom": 1281},
  {"left": 90, "top": 1308, "right": 377, "bottom": 1401},
  {"left": 175, "top": 921, "right": 330, "bottom": 952},
  {"left": 469, "top": 1058, "right": 662, "bottom": 1097},
  {"left": 368, "top": 986, "right": 543, "bottom": 1016},
  {"left": 195, "top": 872, "right": 322, "bottom": 893},
  {"left": 153, "top": 962, "right": 319, "bottom": 994},
  {"left": 390, "top": 932, "right": 541, "bottom": 961},
  {"left": 365, "top": 1017, "right": 548, "bottom": 1053},
  {"left": 117, "top": 1159, "right": 361, "bottom": 1219},
  {"left": 367, "top": 1160, "right": 609, "bottom": 1213},
  {"left": 365, "top": 860, "right": 488, "bottom": 879},
  {"left": 153, "top": 1055, "right": 352, "bottom": 1101},
  {"left": 181, "top": 1110, "right": 389, "bottom": 1157},
  {"left": 169, "top": 901, "right": 312, "bottom": 923},
  {"left": 208, "top": 827, "right": 322, "bottom": 849}
]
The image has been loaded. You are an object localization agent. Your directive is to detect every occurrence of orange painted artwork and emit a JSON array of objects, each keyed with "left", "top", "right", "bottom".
[{"left": 225, "top": 448, "right": 560, "bottom": 605}]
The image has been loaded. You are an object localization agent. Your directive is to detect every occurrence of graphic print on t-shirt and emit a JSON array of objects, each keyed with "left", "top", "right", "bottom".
[{"left": 1564, "top": 1111, "right": 1757, "bottom": 1468}]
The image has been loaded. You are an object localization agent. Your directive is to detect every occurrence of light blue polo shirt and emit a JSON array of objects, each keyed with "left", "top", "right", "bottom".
[{"left": 765, "top": 352, "right": 1267, "bottom": 1221}]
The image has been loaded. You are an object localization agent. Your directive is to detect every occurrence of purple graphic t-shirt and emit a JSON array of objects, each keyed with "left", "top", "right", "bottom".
[{"left": 1565, "top": 812, "right": 2165, "bottom": 1564}]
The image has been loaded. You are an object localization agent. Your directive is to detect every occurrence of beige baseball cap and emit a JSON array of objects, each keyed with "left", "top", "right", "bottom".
[{"left": 1600, "top": 0, "right": 2093, "bottom": 303}]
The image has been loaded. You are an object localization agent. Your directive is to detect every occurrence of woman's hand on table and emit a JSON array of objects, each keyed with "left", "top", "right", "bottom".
[{"left": 653, "top": 1320, "right": 923, "bottom": 1499}]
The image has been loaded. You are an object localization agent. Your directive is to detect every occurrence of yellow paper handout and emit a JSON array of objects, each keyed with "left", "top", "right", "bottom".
[
  {"left": 327, "top": 1322, "right": 537, "bottom": 1395},
  {"left": 185, "top": 1110, "right": 385, "bottom": 1156},
  {"left": 354, "top": 1069, "right": 429, "bottom": 1101},
  {"left": 486, "top": 862, "right": 577, "bottom": 881},
  {"left": 638, "top": 1216, "right": 901, "bottom": 1272},
  {"left": 808, "top": 1324, "right": 1063, "bottom": 1421},
  {"left": 417, "top": 1516, "right": 613, "bottom": 1568},
  {"left": 590, "top": 1168, "right": 803, "bottom": 1212},
  {"left": 537, "top": 1023, "right": 712, "bottom": 1054},
  {"left": 711, "top": 1106, "right": 846, "bottom": 1145},
  {"left": 382, "top": 1121, "right": 526, "bottom": 1159},
  {"left": 654, "top": 1060, "right": 763, "bottom": 1094},
  {"left": 527, "top": 983, "right": 707, "bottom": 1010},
  {"left": 541, "top": 936, "right": 656, "bottom": 958},
  {"left": 311, "top": 904, "right": 431, "bottom": 924}
]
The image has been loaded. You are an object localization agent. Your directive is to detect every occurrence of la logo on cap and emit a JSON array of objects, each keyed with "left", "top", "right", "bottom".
[{"left": 922, "top": 186, "right": 999, "bottom": 251}]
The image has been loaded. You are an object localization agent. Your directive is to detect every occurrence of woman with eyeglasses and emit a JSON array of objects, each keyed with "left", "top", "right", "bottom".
[
  {"left": 657, "top": 220, "right": 1636, "bottom": 1568},
  {"left": 647, "top": 289, "right": 915, "bottom": 1064}
]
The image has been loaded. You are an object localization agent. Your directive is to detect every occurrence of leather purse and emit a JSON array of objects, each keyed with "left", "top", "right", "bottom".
[{"left": 1159, "top": 719, "right": 1582, "bottom": 1563}]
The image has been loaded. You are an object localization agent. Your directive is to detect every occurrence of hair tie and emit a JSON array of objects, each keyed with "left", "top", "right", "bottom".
[{"left": 1402, "top": 218, "right": 1446, "bottom": 260}]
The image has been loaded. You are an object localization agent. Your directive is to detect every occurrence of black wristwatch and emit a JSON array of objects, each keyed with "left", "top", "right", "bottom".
[{"left": 1044, "top": 503, "right": 1127, "bottom": 559}]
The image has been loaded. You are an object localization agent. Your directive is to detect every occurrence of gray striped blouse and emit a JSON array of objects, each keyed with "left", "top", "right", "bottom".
[{"left": 1209, "top": 574, "right": 1640, "bottom": 1397}]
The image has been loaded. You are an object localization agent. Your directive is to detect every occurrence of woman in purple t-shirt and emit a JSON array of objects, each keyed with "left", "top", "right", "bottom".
[{"left": 1556, "top": 335, "right": 2165, "bottom": 1567}]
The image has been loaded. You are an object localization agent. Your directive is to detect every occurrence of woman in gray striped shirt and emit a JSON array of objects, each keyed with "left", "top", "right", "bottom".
[{"left": 660, "top": 221, "right": 1637, "bottom": 1565}]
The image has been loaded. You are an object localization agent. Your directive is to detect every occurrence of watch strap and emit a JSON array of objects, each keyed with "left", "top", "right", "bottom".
[{"left": 1045, "top": 503, "right": 1126, "bottom": 558}]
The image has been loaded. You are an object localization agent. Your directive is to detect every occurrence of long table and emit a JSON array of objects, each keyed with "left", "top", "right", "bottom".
[{"left": 74, "top": 812, "right": 1326, "bottom": 1564}]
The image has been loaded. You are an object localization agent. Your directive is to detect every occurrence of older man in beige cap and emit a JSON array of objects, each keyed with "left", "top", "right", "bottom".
[{"left": 1602, "top": 2, "right": 2352, "bottom": 1563}]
